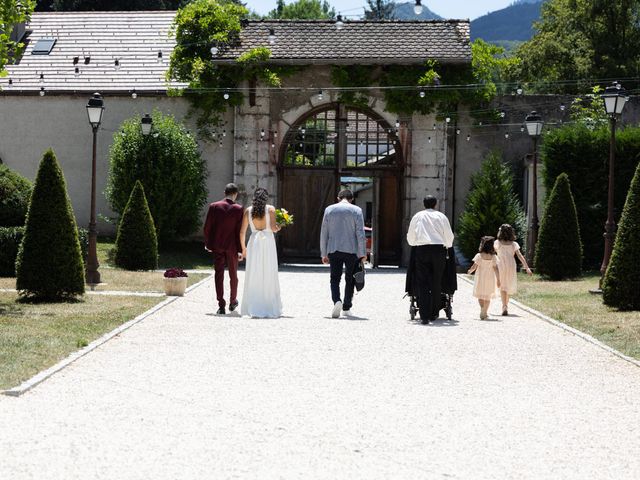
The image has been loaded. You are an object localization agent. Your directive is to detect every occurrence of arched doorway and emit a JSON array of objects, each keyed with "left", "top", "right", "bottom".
[{"left": 278, "top": 103, "right": 404, "bottom": 266}]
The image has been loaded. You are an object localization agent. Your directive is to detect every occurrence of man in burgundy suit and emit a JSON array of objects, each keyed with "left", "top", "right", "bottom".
[{"left": 203, "top": 183, "right": 244, "bottom": 315}]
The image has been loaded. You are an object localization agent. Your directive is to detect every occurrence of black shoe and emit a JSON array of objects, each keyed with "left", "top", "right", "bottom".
[
  {"left": 216, "top": 307, "right": 226, "bottom": 315},
  {"left": 229, "top": 301, "right": 239, "bottom": 312}
]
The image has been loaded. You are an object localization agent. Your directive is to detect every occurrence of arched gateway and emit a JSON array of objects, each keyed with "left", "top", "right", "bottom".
[{"left": 278, "top": 103, "right": 404, "bottom": 266}]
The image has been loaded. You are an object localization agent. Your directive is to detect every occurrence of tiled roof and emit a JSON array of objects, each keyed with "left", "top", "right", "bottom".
[
  {"left": 0, "top": 11, "right": 182, "bottom": 94},
  {"left": 218, "top": 20, "right": 471, "bottom": 65},
  {"left": 0, "top": 13, "right": 471, "bottom": 94}
]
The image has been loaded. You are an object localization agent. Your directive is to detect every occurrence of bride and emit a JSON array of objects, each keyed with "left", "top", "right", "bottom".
[{"left": 239, "top": 187, "right": 283, "bottom": 318}]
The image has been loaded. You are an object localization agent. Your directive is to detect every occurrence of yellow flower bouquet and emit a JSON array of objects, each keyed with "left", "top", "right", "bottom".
[{"left": 275, "top": 208, "right": 294, "bottom": 228}]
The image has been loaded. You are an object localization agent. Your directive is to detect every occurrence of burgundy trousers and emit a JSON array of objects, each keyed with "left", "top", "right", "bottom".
[{"left": 213, "top": 250, "right": 239, "bottom": 308}]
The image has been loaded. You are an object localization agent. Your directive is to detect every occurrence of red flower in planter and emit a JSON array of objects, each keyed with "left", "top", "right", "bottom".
[{"left": 163, "top": 268, "right": 188, "bottom": 278}]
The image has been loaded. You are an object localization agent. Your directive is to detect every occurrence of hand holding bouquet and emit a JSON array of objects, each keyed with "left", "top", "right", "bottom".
[{"left": 275, "top": 208, "right": 294, "bottom": 228}]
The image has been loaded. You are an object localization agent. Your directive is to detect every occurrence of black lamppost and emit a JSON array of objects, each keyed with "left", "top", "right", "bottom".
[
  {"left": 141, "top": 113, "right": 153, "bottom": 136},
  {"left": 525, "top": 111, "right": 544, "bottom": 266},
  {"left": 597, "top": 82, "right": 629, "bottom": 289},
  {"left": 85, "top": 93, "right": 105, "bottom": 285}
]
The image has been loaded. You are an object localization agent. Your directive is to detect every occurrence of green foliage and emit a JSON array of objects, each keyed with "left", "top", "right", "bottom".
[
  {"left": 16, "top": 149, "right": 85, "bottom": 299},
  {"left": 114, "top": 181, "right": 158, "bottom": 271},
  {"left": 603, "top": 161, "right": 640, "bottom": 310},
  {"left": 569, "top": 86, "right": 608, "bottom": 129},
  {"left": 0, "top": 226, "right": 24, "bottom": 276},
  {"left": 541, "top": 124, "right": 640, "bottom": 267},
  {"left": 266, "top": 0, "right": 335, "bottom": 19},
  {"left": 106, "top": 110, "right": 207, "bottom": 244},
  {"left": 457, "top": 150, "right": 527, "bottom": 261},
  {"left": 511, "top": 0, "right": 640, "bottom": 92},
  {"left": 535, "top": 173, "right": 583, "bottom": 280},
  {"left": 0, "top": 1, "right": 35, "bottom": 75},
  {"left": 0, "top": 164, "right": 32, "bottom": 227},
  {"left": 364, "top": 0, "right": 396, "bottom": 19}
]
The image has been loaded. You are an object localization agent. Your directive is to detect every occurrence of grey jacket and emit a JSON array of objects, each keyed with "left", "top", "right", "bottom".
[{"left": 320, "top": 201, "right": 366, "bottom": 258}]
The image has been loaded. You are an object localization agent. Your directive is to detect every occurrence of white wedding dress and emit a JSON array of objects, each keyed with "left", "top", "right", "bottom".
[{"left": 240, "top": 206, "right": 283, "bottom": 318}]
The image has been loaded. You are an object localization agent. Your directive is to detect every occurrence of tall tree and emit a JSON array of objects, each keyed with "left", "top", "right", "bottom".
[
  {"left": 510, "top": 0, "right": 640, "bottom": 91},
  {"left": 266, "top": 0, "right": 335, "bottom": 19},
  {"left": 364, "top": 0, "right": 396, "bottom": 19},
  {"left": 1, "top": 1, "right": 35, "bottom": 75}
]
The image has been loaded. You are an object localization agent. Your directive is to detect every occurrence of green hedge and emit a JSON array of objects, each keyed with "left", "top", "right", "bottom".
[
  {"left": 541, "top": 124, "right": 640, "bottom": 267},
  {"left": 0, "top": 165, "right": 32, "bottom": 227},
  {"left": 0, "top": 227, "right": 24, "bottom": 277}
]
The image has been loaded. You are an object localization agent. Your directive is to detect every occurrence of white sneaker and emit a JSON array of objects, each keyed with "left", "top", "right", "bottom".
[
  {"left": 342, "top": 309, "right": 351, "bottom": 316},
  {"left": 332, "top": 301, "right": 342, "bottom": 318}
]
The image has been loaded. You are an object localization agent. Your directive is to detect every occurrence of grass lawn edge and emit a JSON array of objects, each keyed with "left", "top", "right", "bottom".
[
  {"left": 458, "top": 275, "right": 640, "bottom": 370},
  {"left": 1, "top": 274, "right": 212, "bottom": 397}
]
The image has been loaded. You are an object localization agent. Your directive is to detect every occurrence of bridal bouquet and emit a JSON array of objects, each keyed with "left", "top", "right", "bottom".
[{"left": 275, "top": 208, "right": 294, "bottom": 228}]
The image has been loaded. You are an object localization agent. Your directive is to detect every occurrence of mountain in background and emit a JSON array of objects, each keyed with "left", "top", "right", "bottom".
[
  {"left": 392, "top": 1, "right": 442, "bottom": 20},
  {"left": 471, "top": 0, "right": 544, "bottom": 49}
]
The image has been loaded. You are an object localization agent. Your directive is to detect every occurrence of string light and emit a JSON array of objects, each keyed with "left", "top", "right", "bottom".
[
  {"left": 131, "top": 89, "right": 137, "bottom": 99},
  {"left": 268, "top": 28, "right": 276, "bottom": 44},
  {"left": 560, "top": 103, "right": 566, "bottom": 111},
  {"left": 419, "top": 90, "right": 425, "bottom": 98},
  {"left": 500, "top": 110, "right": 506, "bottom": 118},
  {"left": 74, "top": 66, "right": 80, "bottom": 77},
  {"left": 210, "top": 45, "right": 219, "bottom": 57},
  {"left": 505, "top": 132, "right": 510, "bottom": 139},
  {"left": 428, "top": 137, "right": 432, "bottom": 143},
  {"left": 157, "top": 51, "right": 163, "bottom": 63},
  {"left": 260, "top": 128, "right": 265, "bottom": 139},
  {"left": 414, "top": 0, "right": 423, "bottom": 15},
  {"left": 335, "top": 15, "right": 344, "bottom": 30},
  {"left": 395, "top": 119, "right": 400, "bottom": 128},
  {"left": 466, "top": 134, "right": 471, "bottom": 141},
  {"left": 223, "top": 129, "right": 227, "bottom": 137},
  {"left": 318, "top": 90, "right": 324, "bottom": 100},
  {"left": 456, "top": 128, "right": 460, "bottom": 135},
  {"left": 445, "top": 117, "right": 451, "bottom": 123},
  {"left": 114, "top": 58, "right": 120, "bottom": 70},
  {"left": 516, "top": 85, "right": 523, "bottom": 95},
  {"left": 39, "top": 87, "right": 45, "bottom": 96},
  {"left": 244, "top": 141, "right": 248, "bottom": 150},
  {"left": 39, "top": 72, "right": 44, "bottom": 83},
  {"left": 223, "top": 91, "right": 230, "bottom": 100}
]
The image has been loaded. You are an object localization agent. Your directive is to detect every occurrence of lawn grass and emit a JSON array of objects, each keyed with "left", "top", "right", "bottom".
[
  {"left": 0, "top": 292, "right": 160, "bottom": 390},
  {"left": 514, "top": 273, "right": 640, "bottom": 360}
]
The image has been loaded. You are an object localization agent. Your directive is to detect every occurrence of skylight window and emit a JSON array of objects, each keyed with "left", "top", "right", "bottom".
[{"left": 31, "top": 38, "right": 57, "bottom": 55}]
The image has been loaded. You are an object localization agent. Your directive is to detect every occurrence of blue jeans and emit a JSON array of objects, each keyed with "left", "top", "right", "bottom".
[{"left": 329, "top": 251, "right": 359, "bottom": 310}]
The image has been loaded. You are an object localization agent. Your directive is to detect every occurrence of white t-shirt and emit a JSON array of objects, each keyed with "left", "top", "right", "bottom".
[{"left": 407, "top": 209, "right": 454, "bottom": 248}]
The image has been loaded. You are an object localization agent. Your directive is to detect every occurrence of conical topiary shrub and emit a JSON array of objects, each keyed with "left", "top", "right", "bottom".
[
  {"left": 535, "top": 173, "right": 583, "bottom": 280},
  {"left": 16, "top": 149, "right": 85, "bottom": 299},
  {"left": 113, "top": 180, "right": 158, "bottom": 271},
  {"left": 457, "top": 150, "right": 527, "bottom": 261},
  {"left": 603, "top": 161, "right": 640, "bottom": 310}
]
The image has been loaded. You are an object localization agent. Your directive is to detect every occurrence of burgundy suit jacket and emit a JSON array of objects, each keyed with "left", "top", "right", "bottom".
[{"left": 203, "top": 198, "right": 244, "bottom": 253}]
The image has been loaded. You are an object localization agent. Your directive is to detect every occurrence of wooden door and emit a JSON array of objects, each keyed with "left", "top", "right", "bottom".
[
  {"left": 279, "top": 169, "right": 338, "bottom": 262},
  {"left": 376, "top": 172, "right": 402, "bottom": 265}
]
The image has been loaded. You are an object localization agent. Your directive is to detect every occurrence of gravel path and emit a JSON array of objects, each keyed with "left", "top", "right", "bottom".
[{"left": 2, "top": 269, "right": 640, "bottom": 479}]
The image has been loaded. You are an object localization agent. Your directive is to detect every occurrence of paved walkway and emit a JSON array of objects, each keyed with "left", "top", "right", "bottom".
[{"left": 2, "top": 269, "right": 640, "bottom": 479}]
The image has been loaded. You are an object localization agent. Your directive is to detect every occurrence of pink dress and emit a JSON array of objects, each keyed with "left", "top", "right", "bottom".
[
  {"left": 472, "top": 253, "right": 498, "bottom": 300},
  {"left": 494, "top": 240, "right": 520, "bottom": 295}
]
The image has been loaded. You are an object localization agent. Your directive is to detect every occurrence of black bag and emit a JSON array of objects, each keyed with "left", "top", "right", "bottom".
[{"left": 353, "top": 261, "right": 365, "bottom": 291}]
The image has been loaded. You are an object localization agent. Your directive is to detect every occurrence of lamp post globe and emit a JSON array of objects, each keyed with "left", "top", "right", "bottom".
[
  {"left": 86, "top": 93, "right": 104, "bottom": 286},
  {"left": 525, "top": 111, "right": 544, "bottom": 267},
  {"left": 141, "top": 113, "right": 153, "bottom": 136},
  {"left": 594, "top": 82, "right": 629, "bottom": 292}
]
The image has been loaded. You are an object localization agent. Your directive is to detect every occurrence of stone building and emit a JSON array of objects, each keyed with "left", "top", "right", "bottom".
[{"left": 1, "top": 11, "right": 479, "bottom": 266}]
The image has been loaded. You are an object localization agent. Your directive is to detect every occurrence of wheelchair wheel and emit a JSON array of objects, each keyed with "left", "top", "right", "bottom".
[
  {"left": 445, "top": 296, "right": 453, "bottom": 320},
  {"left": 409, "top": 303, "right": 417, "bottom": 320}
]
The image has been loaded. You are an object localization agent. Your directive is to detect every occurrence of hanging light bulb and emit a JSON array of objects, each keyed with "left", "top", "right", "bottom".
[
  {"left": 560, "top": 103, "right": 566, "bottom": 112},
  {"left": 268, "top": 28, "right": 276, "bottom": 44},
  {"left": 428, "top": 137, "right": 432, "bottom": 143},
  {"left": 271, "top": 143, "right": 275, "bottom": 149},
  {"left": 39, "top": 72, "right": 44, "bottom": 83},
  {"left": 505, "top": 132, "right": 510, "bottom": 139},
  {"left": 157, "top": 51, "right": 163, "bottom": 63},
  {"left": 521, "top": 125, "right": 525, "bottom": 133},
  {"left": 8, "top": 78, "right": 12, "bottom": 85},
  {"left": 274, "top": 131, "right": 278, "bottom": 137},
  {"left": 456, "top": 128, "right": 461, "bottom": 135},
  {"left": 210, "top": 45, "right": 219, "bottom": 57},
  {"left": 223, "top": 91, "right": 230, "bottom": 100},
  {"left": 131, "top": 89, "right": 137, "bottom": 99},
  {"left": 414, "top": 0, "right": 423, "bottom": 15},
  {"left": 516, "top": 85, "right": 523, "bottom": 95},
  {"left": 39, "top": 87, "right": 45, "bottom": 96},
  {"left": 445, "top": 117, "right": 451, "bottom": 123},
  {"left": 223, "top": 129, "right": 227, "bottom": 137},
  {"left": 260, "top": 128, "right": 265, "bottom": 139},
  {"left": 318, "top": 90, "right": 324, "bottom": 101},
  {"left": 74, "top": 66, "right": 80, "bottom": 77},
  {"left": 479, "top": 121, "right": 483, "bottom": 126},
  {"left": 301, "top": 127, "right": 306, "bottom": 135},
  {"left": 433, "top": 123, "right": 437, "bottom": 130},
  {"left": 419, "top": 90, "right": 425, "bottom": 98},
  {"left": 335, "top": 14, "right": 344, "bottom": 30},
  {"left": 395, "top": 119, "right": 400, "bottom": 128},
  {"left": 244, "top": 141, "right": 248, "bottom": 150},
  {"left": 500, "top": 110, "right": 506, "bottom": 118},
  {"left": 114, "top": 58, "right": 120, "bottom": 70},
  {"left": 466, "top": 134, "right": 471, "bottom": 142}
]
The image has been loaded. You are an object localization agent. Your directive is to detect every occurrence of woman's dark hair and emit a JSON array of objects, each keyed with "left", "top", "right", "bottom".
[
  {"left": 479, "top": 236, "right": 497, "bottom": 255},
  {"left": 497, "top": 223, "right": 516, "bottom": 242},
  {"left": 251, "top": 187, "right": 269, "bottom": 218},
  {"left": 423, "top": 195, "right": 437, "bottom": 209}
]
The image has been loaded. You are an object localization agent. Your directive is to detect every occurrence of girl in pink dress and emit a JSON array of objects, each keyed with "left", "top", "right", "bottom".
[
  {"left": 494, "top": 224, "right": 532, "bottom": 316},
  {"left": 467, "top": 236, "right": 501, "bottom": 320}
]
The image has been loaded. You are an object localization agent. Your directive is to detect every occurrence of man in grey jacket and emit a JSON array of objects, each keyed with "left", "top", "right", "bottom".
[{"left": 320, "top": 189, "right": 367, "bottom": 318}]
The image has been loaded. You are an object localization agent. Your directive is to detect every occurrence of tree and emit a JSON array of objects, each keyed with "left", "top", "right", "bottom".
[
  {"left": 457, "top": 150, "right": 527, "bottom": 261},
  {"left": 106, "top": 111, "right": 207, "bottom": 244},
  {"left": 1, "top": 1, "right": 35, "bottom": 75},
  {"left": 16, "top": 149, "right": 84, "bottom": 299},
  {"left": 364, "top": 0, "right": 396, "bottom": 19},
  {"left": 535, "top": 173, "right": 583, "bottom": 280},
  {"left": 0, "top": 165, "right": 32, "bottom": 227},
  {"left": 266, "top": 0, "right": 335, "bottom": 19},
  {"left": 603, "top": 161, "right": 640, "bottom": 310},
  {"left": 113, "top": 181, "right": 158, "bottom": 271},
  {"left": 510, "top": 0, "right": 640, "bottom": 91}
]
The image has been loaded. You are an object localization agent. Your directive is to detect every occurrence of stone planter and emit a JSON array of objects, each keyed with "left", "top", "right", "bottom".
[{"left": 163, "top": 276, "right": 187, "bottom": 296}]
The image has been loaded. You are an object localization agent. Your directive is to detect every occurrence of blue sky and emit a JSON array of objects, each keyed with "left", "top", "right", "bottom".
[{"left": 244, "top": 0, "right": 516, "bottom": 20}]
